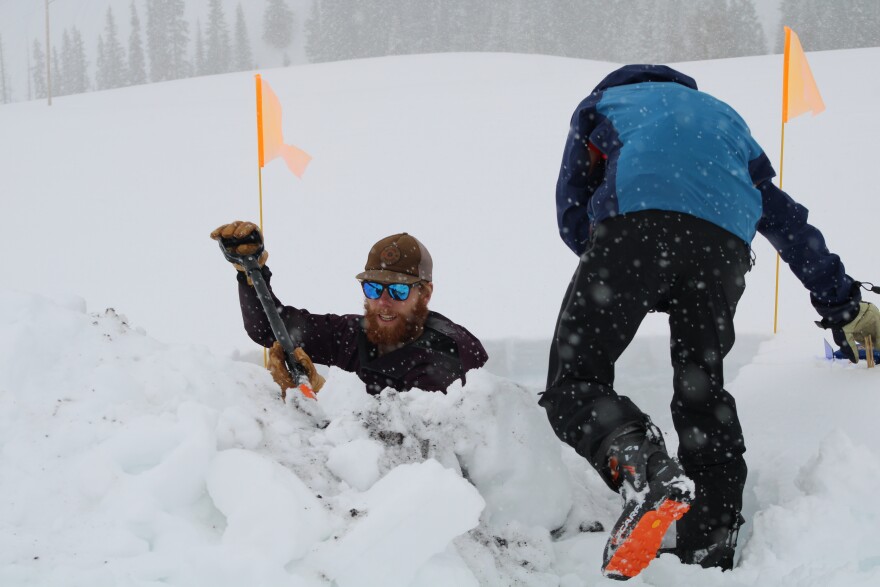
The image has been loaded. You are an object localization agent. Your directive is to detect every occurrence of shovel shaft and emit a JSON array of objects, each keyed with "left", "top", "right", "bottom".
[{"left": 217, "top": 239, "right": 310, "bottom": 387}]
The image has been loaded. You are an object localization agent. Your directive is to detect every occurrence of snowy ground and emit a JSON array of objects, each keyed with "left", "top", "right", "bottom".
[{"left": 1, "top": 49, "right": 880, "bottom": 585}]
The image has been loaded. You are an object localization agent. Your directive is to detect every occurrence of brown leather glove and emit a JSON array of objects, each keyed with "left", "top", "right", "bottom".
[
  {"left": 210, "top": 221, "right": 268, "bottom": 282},
  {"left": 294, "top": 347, "right": 326, "bottom": 393},
  {"left": 268, "top": 341, "right": 325, "bottom": 398}
]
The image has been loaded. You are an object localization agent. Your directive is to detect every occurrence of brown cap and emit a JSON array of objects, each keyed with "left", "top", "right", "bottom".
[{"left": 356, "top": 233, "right": 433, "bottom": 284}]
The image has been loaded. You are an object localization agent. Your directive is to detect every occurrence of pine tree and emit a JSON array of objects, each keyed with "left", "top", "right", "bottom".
[
  {"left": 59, "top": 29, "right": 73, "bottom": 96},
  {"left": 393, "top": 0, "right": 418, "bottom": 53},
  {"left": 660, "top": 0, "right": 692, "bottom": 62},
  {"left": 531, "top": 0, "right": 565, "bottom": 57},
  {"left": 0, "top": 33, "right": 11, "bottom": 104},
  {"left": 726, "top": 0, "right": 765, "bottom": 58},
  {"left": 31, "top": 39, "right": 48, "bottom": 99},
  {"left": 166, "top": 0, "right": 191, "bottom": 79},
  {"left": 70, "top": 28, "right": 90, "bottom": 94},
  {"left": 689, "top": 0, "right": 732, "bottom": 60},
  {"left": 96, "top": 35, "right": 106, "bottom": 90},
  {"left": 205, "top": 0, "right": 232, "bottom": 75},
  {"left": 545, "top": 0, "right": 611, "bottom": 60},
  {"left": 515, "top": 0, "right": 541, "bottom": 54},
  {"left": 146, "top": 0, "right": 170, "bottom": 82},
  {"left": 128, "top": 0, "right": 147, "bottom": 86},
  {"left": 27, "top": 47, "right": 32, "bottom": 100},
  {"left": 777, "top": 0, "right": 818, "bottom": 51},
  {"left": 306, "top": 0, "right": 359, "bottom": 62},
  {"left": 382, "top": 0, "right": 408, "bottom": 55},
  {"left": 263, "top": 0, "right": 295, "bottom": 64},
  {"left": 817, "top": 0, "right": 844, "bottom": 50},
  {"left": 487, "top": 0, "right": 538, "bottom": 54},
  {"left": 195, "top": 20, "right": 206, "bottom": 76},
  {"left": 352, "top": 0, "right": 396, "bottom": 57},
  {"left": 616, "top": 0, "right": 660, "bottom": 62},
  {"left": 234, "top": 3, "right": 254, "bottom": 71},
  {"left": 806, "top": 0, "right": 880, "bottom": 51},
  {"left": 52, "top": 47, "right": 63, "bottom": 96},
  {"left": 852, "top": 0, "right": 880, "bottom": 48},
  {"left": 147, "top": 0, "right": 189, "bottom": 81},
  {"left": 304, "top": 0, "right": 328, "bottom": 62},
  {"left": 97, "top": 6, "right": 127, "bottom": 89}
]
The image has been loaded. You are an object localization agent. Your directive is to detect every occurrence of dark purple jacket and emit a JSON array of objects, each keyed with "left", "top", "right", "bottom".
[{"left": 238, "top": 267, "right": 488, "bottom": 394}]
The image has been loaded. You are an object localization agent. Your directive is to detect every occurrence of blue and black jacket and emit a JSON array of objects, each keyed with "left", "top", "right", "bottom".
[{"left": 556, "top": 64, "right": 860, "bottom": 325}]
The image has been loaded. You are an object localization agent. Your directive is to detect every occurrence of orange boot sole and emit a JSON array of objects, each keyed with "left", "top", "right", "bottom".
[{"left": 603, "top": 499, "right": 691, "bottom": 580}]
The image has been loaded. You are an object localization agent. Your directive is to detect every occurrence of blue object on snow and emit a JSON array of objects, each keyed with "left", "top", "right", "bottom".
[{"left": 825, "top": 339, "right": 880, "bottom": 362}]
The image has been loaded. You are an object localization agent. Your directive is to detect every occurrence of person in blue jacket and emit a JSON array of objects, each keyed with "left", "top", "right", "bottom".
[{"left": 539, "top": 64, "right": 880, "bottom": 579}]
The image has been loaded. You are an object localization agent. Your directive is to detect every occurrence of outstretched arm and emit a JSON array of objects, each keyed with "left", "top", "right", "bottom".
[{"left": 755, "top": 180, "right": 861, "bottom": 325}]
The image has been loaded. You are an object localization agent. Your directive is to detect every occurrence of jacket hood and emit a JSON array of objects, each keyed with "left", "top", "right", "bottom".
[{"left": 592, "top": 64, "right": 698, "bottom": 93}]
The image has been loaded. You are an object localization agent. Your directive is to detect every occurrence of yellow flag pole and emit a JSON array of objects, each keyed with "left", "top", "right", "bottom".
[
  {"left": 256, "top": 74, "right": 266, "bottom": 229},
  {"left": 773, "top": 121, "right": 785, "bottom": 334},
  {"left": 774, "top": 29, "right": 791, "bottom": 336},
  {"left": 256, "top": 74, "right": 268, "bottom": 367}
]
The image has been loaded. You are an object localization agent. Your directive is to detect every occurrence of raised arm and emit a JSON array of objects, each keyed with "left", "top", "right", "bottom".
[{"left": 211, "top": 220, "right": 360, "bottom": 369}]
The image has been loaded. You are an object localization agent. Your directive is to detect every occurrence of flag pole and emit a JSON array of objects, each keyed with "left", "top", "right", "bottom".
[
  {"left": 256, "top": 74, "right": 266, "bottom": 230},
  {"left": 255, "top": 73, "right": 268, "bottom": 367},
  {"left": 774, "top": 27, "right": 792, "bottom": 335},
  {"left": 773, "top": 120, "right": 785, "bottom": 334}
]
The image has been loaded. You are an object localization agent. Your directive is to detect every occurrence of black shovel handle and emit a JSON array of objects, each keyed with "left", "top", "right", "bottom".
[{"left": 217, "top": 234, "right": 309, "bottom": 387}]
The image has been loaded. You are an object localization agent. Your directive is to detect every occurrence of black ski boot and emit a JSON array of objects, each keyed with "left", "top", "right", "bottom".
[
  {"left": 601, "top": 423, "right": 695, "bottom": 580},
  {"left": 675, "top": 513, "right": 744, "bottom": 571}
]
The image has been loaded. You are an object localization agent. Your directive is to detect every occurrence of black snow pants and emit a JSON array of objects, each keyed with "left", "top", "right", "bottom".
[{"left": 539, "top": 210, "right": 752, "bottom": 553}]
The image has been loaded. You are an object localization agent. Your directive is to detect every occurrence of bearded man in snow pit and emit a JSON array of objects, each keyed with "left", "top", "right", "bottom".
[{"left": 212, "top": 222, "right": 487, "bottom": 395}]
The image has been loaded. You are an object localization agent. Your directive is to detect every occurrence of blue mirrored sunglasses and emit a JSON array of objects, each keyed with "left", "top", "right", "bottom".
[{"left": 361, "top": 281, "right": 422, "bottom": 301}]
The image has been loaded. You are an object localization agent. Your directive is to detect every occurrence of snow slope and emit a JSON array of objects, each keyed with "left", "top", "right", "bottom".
[
  {"left": 2, "top": 50, "right": 878, "bottom": 358},
  {"left": 1, "top": 49, "right": 880, "bottom": 585}
]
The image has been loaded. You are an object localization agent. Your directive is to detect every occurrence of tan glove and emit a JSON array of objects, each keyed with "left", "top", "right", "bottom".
[
  {"left": 294, "top": 347, "right": 326, "bottom": 393},
  {"left": 838, "top": 302, "right": 880, "bottom": 364},
  {"left": 210, "top": 221, "right": 268, "bottom": 281},
  {"left": 268, "top": 341, "right": 326, "bottom": 398}
]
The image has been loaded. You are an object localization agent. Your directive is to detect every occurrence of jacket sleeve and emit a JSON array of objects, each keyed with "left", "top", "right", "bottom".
[
  {"left": 556, "top": 98, "right": 605, "bottom": 256},
  {"left": 237, "top": 266, "right": 360, "bottom": 367},
  {"left": 755, "top": 181, "right": 861, "bottom": 325}
]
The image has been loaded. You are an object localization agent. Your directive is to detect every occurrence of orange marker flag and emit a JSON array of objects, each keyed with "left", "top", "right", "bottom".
[
  {"left": 256, "top": 74, "right": 312, "bottom": 178},
  {"left": 774, "top": 26, "right": 826, "bottom": 334},
  {"left": 782, "top": 26, "right": 825, "bottom": 123}
]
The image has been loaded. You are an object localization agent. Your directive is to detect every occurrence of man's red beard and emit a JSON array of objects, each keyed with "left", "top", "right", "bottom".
[{"left": 364, "top": 295, "right": 430, "bottom": 347}]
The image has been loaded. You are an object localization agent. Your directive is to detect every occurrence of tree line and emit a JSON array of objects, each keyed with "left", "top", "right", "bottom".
[
  {"left": 776, "top": 0, "right": 879, "bottom": 52},
  {"left": 305, "top": 0, "right": 877, "bottom": 64},
  {"left": 3, "top": 0, "right": 879, "bottom": 104},
  {"left": 305, "top": 0, "right": 767, "bottom": 64},
  {"left": 22, "top": 0, "right": 285, "bottom": 102}
]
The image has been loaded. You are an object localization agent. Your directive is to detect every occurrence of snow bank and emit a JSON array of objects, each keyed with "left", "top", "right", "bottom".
[
  {"left": 4, "top": 284, "right": 880, "bottom": 586},
  {"left": 0, "top": 289, "right": 605, "bottom": 586}
]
